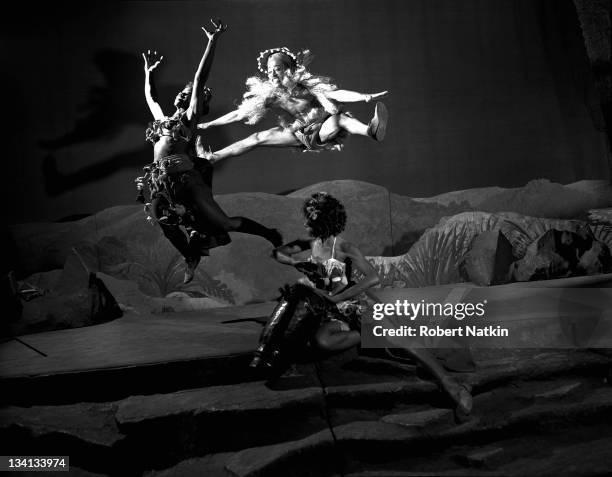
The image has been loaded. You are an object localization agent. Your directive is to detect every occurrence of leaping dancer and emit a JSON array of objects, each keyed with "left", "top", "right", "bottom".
[
  {"left": 138, "top": 20, "right": 282, "bottom": 284},
  {"left": 197, "top": 47, "right": 389, "bottom": 162}
]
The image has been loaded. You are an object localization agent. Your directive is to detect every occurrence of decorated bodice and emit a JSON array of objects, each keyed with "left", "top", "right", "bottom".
[
  {"left": 309, "top": 237, "right": 349, "bottom": 292},
  {"left": 146, "top": 112, "right": 192, "bottom": 145}
]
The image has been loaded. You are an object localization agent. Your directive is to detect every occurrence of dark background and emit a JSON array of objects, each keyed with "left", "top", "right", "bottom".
[{"left": 2, "top": 0, "right": 608, "bottom": 223}]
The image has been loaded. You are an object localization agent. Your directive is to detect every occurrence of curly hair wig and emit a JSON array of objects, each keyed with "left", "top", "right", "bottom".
[{"left": 302, "top": 192, "right": 347, "bottom": 239}]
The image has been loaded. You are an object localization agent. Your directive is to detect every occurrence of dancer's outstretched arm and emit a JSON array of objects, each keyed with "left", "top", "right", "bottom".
[
  {"left": 325, "top": 90, "right": 388, "bottom": 103},
  {"left": 198, "top": 108, "right": 246, "bottom": 129},
  {"left": 272, "top": 239, "right": 311, "bottom": 266},
  {"left": 142, "top": 50, "right": 165, "bottom": 120},
  {"left": 187, "top": 19, "right": 227, "bottom": 121},
  {"left": 328, "top": 242, "right": 379, "bottom": 303}
]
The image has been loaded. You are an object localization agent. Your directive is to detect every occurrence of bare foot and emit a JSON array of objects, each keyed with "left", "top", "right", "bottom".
[
  {"left": 448, "top": 382, "right": 473, "bottom": 422},
  {"left": 440, "top": 378, "right": 473, "bottom": 422}
]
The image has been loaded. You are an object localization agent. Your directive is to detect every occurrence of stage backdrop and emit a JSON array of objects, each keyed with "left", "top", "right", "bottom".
[{"left": 1, "top": 0, "right": 608, "bottom": 223}]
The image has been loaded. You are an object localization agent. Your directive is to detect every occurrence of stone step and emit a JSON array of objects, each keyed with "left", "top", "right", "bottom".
[
  {"left": 64, "top": 467, "right": 109, "bottom": 477},
  {"left": 467, "top": 349, "right": 612, "bottom": 393},
  {"left": 381, "top": 408, "right": 455, "bottom": 430},
  {"left": 115, "top": 376, "right": 331, "bottom": 471},
  {"left": 2, "top": 350, "right": 610, "bottom": 475},
  {"left": 333, "top": 386, "right": 612, "bottom": 462},
  {"left": 144, "top": 452, "right": 237, "bottom": 477},
  {"left": 349, "top": 423, "right": 612, "bottom": 477},
  {"left": 494, "top": 436, "right": 612, "bottom": 477},
  {"left": 323, "top": 350, "right": 611, "bottom": 413},
  {"left": 0, "top": 352, "right": 261, "bottom": 407},
  {"left": 0, "top": 373, "right": 329, "bottom": 474},
  {"left": 145, "top": 429, "right": 338, "bottom": 477},
  {"left": 456, "top": 446, "right": 505, "bottom": 469},
  {"left": 147, "top": 373, "right": 610, "bottom": 475},
  {"left": 153, "top": 386, "right": 612, "bottom": 477},
  {"left": 0, "top": 402, "right": 124, "bottom": 475},
  {"left": 346, "top": 472, "right": 499, "bottom": 476}
]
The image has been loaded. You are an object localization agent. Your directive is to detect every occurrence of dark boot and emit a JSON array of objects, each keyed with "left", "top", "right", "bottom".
[
  {"left": 183, "top": 255, "right": 201, "bottom": 284},
  {"left": 367, "top": 102, "right": 389, "bottom": 141},
  {"left": 251, "top": 284, "right": 327, "bottom": 375},
  {"left": 250, "top": 298, "right": 295, "bottom": 369}
]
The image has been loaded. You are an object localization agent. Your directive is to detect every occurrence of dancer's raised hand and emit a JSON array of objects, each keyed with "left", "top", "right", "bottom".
[
  {"left": 202, "top": 18, "right": 227, "bottom": 40},
  {"left": 142, "top": 50, "right": 163, "bottom": 73}
]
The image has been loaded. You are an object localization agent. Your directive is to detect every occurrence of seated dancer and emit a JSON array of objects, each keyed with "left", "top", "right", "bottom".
[
  {"left": 197, "top": 47, "right": 389, "bottom": 161},
  {"left": 139, "top": 20, "right": 282, "bottom": 283},
  {"left": 251, "top": 192, "right": 378, "bottom": 371},
  {"left": 252, "top": 192, "right": 473, "bottom": 419}
]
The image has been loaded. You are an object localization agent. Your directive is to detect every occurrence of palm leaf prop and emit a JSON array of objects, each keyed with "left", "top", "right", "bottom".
[
  {"left": 104, "top": 236, "right": 184, "bottom": 297},
  {"left": 368, "top": 212, "right": 612, "bottom": 288},
  {"left": 399, "top": 213, "right": 504, "bottom": 286},
  {"left": 367, "top": 212, "right": 504, "bottom": 287}
]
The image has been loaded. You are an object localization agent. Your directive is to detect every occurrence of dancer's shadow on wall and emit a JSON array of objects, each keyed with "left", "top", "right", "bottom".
[
  {"left": 39, "top": 49, "right": 230, "bottom": 196},
  {"left": 39, "top": 49, "right": 148, "bottom": 150}
]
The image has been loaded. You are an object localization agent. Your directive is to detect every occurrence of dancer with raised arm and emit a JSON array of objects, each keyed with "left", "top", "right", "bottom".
[
  {"left": 138, "top": 20, "right": 282, "bottom": 283},
  {"left": 251, "top": 192, "right": 473, "bottom": 420},
  {"left": 198, "top": 47, "right": 389, "bottom": 162}
]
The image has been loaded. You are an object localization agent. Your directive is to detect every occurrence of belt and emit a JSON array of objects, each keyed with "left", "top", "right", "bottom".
[{"left": 157, "top": 154, "right": 194, "bottom": 174}]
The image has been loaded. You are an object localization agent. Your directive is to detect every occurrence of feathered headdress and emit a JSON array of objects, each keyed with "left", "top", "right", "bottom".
[
  {"left": 236, "top": 47, "right": 338, "bottom": 126},
  {"left": 256, "top": 47, "right": 315, "bottom": 74}
]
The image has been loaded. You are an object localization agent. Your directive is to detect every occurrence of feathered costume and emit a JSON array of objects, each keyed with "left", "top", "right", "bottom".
[{"left": 235, "top": 47, "right": 349, "bottom": 151}]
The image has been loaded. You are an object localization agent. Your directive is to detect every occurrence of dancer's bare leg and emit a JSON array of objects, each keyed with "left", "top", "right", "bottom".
[
  {"left": 211, "top": 126, "right": 300, "bottom": 161},
  {"left": 314, "top": 321, "right": 361, "bottom": 351},
  {"left": 393, "top": 347, "right": 473, "bottom": 418},
  {"left": 319, "top": 104, "right": 388, "bottom": 143},
  {"left": 319, "top": 113, "right": 368, "bottom": 142}
]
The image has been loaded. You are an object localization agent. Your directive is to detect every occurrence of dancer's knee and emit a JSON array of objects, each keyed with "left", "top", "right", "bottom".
[
  {"left": 206, "top": 214, "right": 236, "bottom": 232},
  {"left": 200, "top": 215, "right": 239, "bottom": 233},
  {"left": 314, "top": 324, "right": 341, "bottom": 351},
  {"left": 314, "top": 333, "right": 332, "bottom": 351},
  {"left": 314, "top": 321, "right": 347, "bottom": 351},
  {"left": 328, "top": 114, "right": 342, "bottom": 128},
  {"left": 319, "top": 115, "right": 342, "bottom": 143}
]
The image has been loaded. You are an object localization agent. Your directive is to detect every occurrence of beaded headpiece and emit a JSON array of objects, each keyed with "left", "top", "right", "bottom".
[
  {"left": 256, "top": 47, "right": 299, "bottom": 74},
  {"left": 304, "top": 192, "right": 332, "bottom": 222},
  {"left": 305, "top": 205, "right": 319, "bottom": 221}
]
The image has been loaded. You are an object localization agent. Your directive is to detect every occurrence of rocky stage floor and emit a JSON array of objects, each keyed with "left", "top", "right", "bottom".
[{"left": 1, "top": 305, "right": 612, "bottom": 476}]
